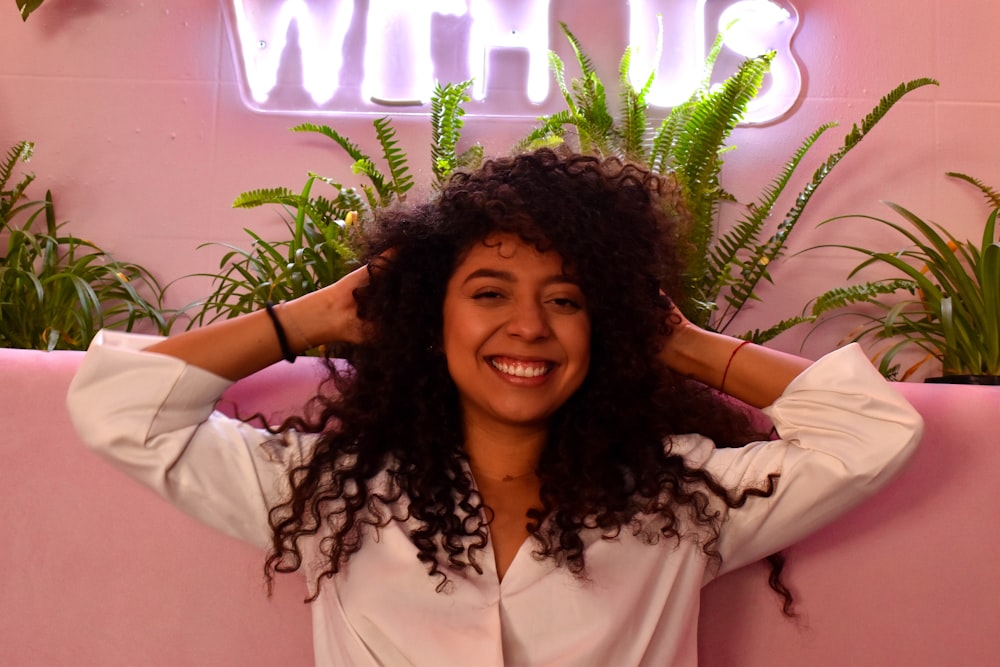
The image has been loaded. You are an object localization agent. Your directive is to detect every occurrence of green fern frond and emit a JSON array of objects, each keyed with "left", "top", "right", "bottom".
[
  {"left": 616, "top": 46, "right": 651, "bottom": 160},
  {"left": 674, "top": 53, "right": 772, "bottom": 297},
  {"left": 570, "top": 72, "right": 614, "bottom": 155},
  {"left": 698, "top": 31, "right": 728, "bottom": 92},
  {"left": 456, "top": 144, "right": 485, "bottom": 171},
  {"left": 1, "top": 141, "right": 37, "bottom": 224},
  {"left": 738, "top": 314, "right": 817, "bottom": 345},
  {"left": 358, "top": 183, "right": 379, "bottom": 212},
  {"left": 810, "top": 279, "right": 918, "bottom": 316},
  {"left": 649, "top": 31, "right": 726, "bottom": 170},
  {"left": 231, "top": 187, "right": 299, "bottom": 209},
  {"left": 373, "top": 116, "right": 413, "bottom": 201},
  {"left": 518, "top": 110, "right": 575, "bottom": 151},
  {"left": 858, "top": 78, "right": 938, "bottom": 135},
  {"left": 678, "top": 53, "right": 772, "bottom": 190},
  {"left": 947, "top": 171, "right": 1000, "bottom": 209},
  {"left": 559, "top": 22, "right": 597, "bottom": 79},
  {"left": 1, "top": 140, "right": 33, "bottom": 192},
  {"left": 291, "top": 123, "right": 368, "bottom": 163},
  {"left": 351, "top": 158, "right": 389, "bottom": 205},
  {"left": 729, "top": 78, "right": 939, "bottom": 324},
  {"left": 649, "top": 106, "right": 687, "bottom": 172},
  {"left": 326, "top": 185, "right": 366, "bottom": 218},
  {"left": 537, "top": 22, "right": 617, "bottom": 156},
  {"left": 548, "top": 50, "right": 574, "bottom": 112},
  {"left": 431, "top": 79, "right": 478, "bottom": 187},
  {"left": 709, "top": 122, "right": 837, "bottom": 323}
]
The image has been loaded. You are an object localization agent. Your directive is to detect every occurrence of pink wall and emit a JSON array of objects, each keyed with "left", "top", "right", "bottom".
[{"left": 2, "top": 0, "right": 999, "bottom": 372}]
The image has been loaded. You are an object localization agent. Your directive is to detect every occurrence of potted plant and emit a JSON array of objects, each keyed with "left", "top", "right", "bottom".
[
  {"left": 807, "top": 173, "right": 1000, "bottom": 384},
  {"left": 1, "top": 141, "right": 168, "bottom": 350},
  {"left": 520, "top": 22, "right": 937, "bottom": 343},
  {"left": 180, "top": 20, "right": 937, "bottom": 353},
  {"left": 177, "top": 80, "right": 482, "bottom": 339}
]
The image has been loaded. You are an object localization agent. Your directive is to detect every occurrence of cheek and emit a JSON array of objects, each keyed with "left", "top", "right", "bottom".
[
  {"left": 564, "top": 323, "right": 592, "bottom": 384},
  {"left": 442, "top": 306, "right": 484, "bottom": 362},
  {"left": 571, "top": 320, "right": 592, "bottom": 363}
]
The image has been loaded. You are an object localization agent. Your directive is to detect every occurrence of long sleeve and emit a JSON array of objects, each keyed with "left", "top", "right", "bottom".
[
  {"left": 677, "top": 343, "right": 924, "bottom": 578},
  {"left": 66, "top": 330, "right": 311, "bottom": 550}
]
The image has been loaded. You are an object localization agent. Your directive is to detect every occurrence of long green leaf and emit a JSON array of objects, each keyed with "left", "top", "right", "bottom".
[{"left": 729, "top": 79, "right": 939, "bottom": 330}]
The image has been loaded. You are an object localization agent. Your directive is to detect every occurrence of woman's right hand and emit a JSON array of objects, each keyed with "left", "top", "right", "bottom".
[
  {"left": 145, "top": 262, "right": 374, "bottom": 381},
  {"left": 280, "top": 262, "right": 371, "bottom": 348}
]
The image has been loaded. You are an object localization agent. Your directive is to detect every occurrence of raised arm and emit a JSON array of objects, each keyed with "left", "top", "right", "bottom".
[
  {"left": 659, "top": 308, "right": 924, "bottom": 574},
  {"left": 148, "top": 263, "right": 370, "bottom": 380},
  {"left": 63, "top": 263, "right": 373, "bottom": 548},
  {"left": 658, "top": 310, "right": 809, "bottom": 408}
]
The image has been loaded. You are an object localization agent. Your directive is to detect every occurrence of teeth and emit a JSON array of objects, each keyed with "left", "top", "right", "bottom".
[{"left": 490, "top": 359, "right": 551, "bottom": 378}]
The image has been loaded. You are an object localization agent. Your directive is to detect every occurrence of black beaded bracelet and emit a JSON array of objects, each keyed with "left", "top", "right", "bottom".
[{"left": 264, "top": 300, "right": 296, "bottom": 363}]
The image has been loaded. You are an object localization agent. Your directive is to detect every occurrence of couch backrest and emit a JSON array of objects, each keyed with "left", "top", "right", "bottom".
[{"left": 2, "top": 349, "right": 997, "bottom": 666}]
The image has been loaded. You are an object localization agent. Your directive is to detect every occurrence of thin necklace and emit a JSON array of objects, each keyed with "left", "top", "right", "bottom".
[{"left": 469, "top": 464, "right": 537, "bottom": 483}]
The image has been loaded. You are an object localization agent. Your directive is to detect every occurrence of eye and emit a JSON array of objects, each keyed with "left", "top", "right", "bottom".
[
  {"left": 472, "top": 289, "right": 505, "bottom": 301},
  {"left": 548, "top": 296, "right": 585, "bottom": 312}
]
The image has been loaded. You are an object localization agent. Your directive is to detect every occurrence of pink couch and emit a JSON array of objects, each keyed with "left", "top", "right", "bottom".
[{"left": 2, "top": 348, "right": 998, "bottom": 666}]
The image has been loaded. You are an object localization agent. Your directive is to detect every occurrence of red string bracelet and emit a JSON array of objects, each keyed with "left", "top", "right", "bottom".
[{"left": 720, "top": 340, "right": 752, "bottom": 393}]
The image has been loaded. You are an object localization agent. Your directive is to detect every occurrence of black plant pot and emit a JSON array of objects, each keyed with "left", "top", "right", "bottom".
[{"left": 924, "top": 374, "right": 1000, "bottom": 385}]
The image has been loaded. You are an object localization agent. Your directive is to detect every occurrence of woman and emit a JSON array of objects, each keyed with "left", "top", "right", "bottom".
[{"left": 67, "top": 149, "right": 922, "bottom": 666}]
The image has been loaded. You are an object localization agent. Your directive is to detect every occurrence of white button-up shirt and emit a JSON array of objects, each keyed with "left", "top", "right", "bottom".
[{"left": 67, "top": 332, "right": 922, "bottom": 666}]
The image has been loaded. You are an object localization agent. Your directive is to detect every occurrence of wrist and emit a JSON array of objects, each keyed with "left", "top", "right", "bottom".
[
  {"left": 661, "top": 322, "right": 714, "bottom": 375},
  {"left": 274, "top": 300, "right": 318, "bottom": 355},
  {"left": 284, "top": 277, "right": 362, "bottom": 348},
  {"left": 661, "top": 325, "right": 749, "bottom": 390}
]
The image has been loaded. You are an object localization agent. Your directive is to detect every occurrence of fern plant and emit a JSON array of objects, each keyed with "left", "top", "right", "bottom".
[
  {"left": 430, "top": 80, "right": 485, "bottom": 187},
  {"left": 712, "top": 78, "right": 938, "bottom": 342},
  {"left": 182, "top": 80, "right": 482, "bottom": 332},
  {"left": 1, "top": 141, "right": 167, "bottom": 350},
  {"left": 522, "top": 21, "right": 937, "bottom": 343},
  {"left": 807, "top": 175, "right": 1000, "bottom": 381}
]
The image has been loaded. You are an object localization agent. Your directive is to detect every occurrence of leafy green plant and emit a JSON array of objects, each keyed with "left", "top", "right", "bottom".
[
  {"left": 807, "top": 175, "right": 1000, "bottom": 380},
  {"left": 522, "top": 21, "right": 937, "bottom": 343},
  {"left": 181, "top": 80, "right": 482, "bottom": 332},
  {"left": 1, "top": 141, "right": 167, "bottom": 350}
]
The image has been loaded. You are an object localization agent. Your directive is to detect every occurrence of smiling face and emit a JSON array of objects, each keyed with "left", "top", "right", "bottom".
[{"left": 441, "top": 233, "right": 591, "bottom": 437}]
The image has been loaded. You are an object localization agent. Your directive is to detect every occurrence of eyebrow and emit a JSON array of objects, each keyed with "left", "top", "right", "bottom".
[{"left": 461, "top": 268, "right": 581, "bottom": 286}]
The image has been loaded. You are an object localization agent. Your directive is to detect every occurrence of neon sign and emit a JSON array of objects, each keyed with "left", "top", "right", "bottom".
[{"left": 221, "top": 0, "right": 800, "bottom": 124}]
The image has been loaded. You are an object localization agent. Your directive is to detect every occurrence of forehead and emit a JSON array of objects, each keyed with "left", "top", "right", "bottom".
[{"left": 454, "top": 233, "right": 564, "bottom": 272}]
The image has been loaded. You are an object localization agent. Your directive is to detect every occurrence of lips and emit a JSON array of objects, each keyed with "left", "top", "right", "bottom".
[{"left": 488, "top": 356, "right": 554, "bottom": 378}]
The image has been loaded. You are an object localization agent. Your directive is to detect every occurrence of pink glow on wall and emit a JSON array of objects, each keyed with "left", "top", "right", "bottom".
[
  {"left": 221, "top": 0, "right": 801, "bottom": 122},
  {"left": 628, "top": 0, "right": 799, "bottom": 123}
]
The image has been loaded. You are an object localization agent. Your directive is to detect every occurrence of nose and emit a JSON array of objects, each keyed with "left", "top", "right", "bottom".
[{"left": 505, "top": 299, "right": 551, "bottom": 340}]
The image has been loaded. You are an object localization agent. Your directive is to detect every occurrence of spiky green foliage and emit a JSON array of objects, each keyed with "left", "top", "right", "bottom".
[
  {"left": 0, "top": 141, "right": 35, "bottom": 218},
  {"left": 1, "top": 141, "right": 167, "bottom": 350},
  {"left": 810, "top": 279, "right": 917, "bottom": 315},
  {"left": 184, "top": 81, "right": 481, "bottom": 331},
  {"left": 431, "top": 79, "right": 484, "bottom": 188},
  {"left": 616, "top": 45, "right": 654, "bottom": 160},
  {"left": 705, "top": 78, "right": 939, "bottom": 337},
  {"left": 946, "top": 171, "right": 1000, "bottom": 209},
  {"left": 521, "top": 23, "right": 938, "bottom": 344},
  {"left": 182, "top": 172, "right": 360, "bottom": 332},
  {"left": 647, "top": 31, "right": 730, "bottom": 173},
  {"left": 809, "top": 194, "right": 1000, "bottom": 379},
  {"left": 695, "top": 122, "right": 836, "bottom": 324},
  {"left": 288, "top": 120, "right": 412, "bottom": 213},
  {"left": 664, "top": 50, "right": 773, "bottom": 321}
]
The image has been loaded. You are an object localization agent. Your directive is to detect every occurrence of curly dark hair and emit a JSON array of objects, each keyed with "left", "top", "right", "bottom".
[{"left": 263, "top": 148, "right": 790, "bottom": 610}]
